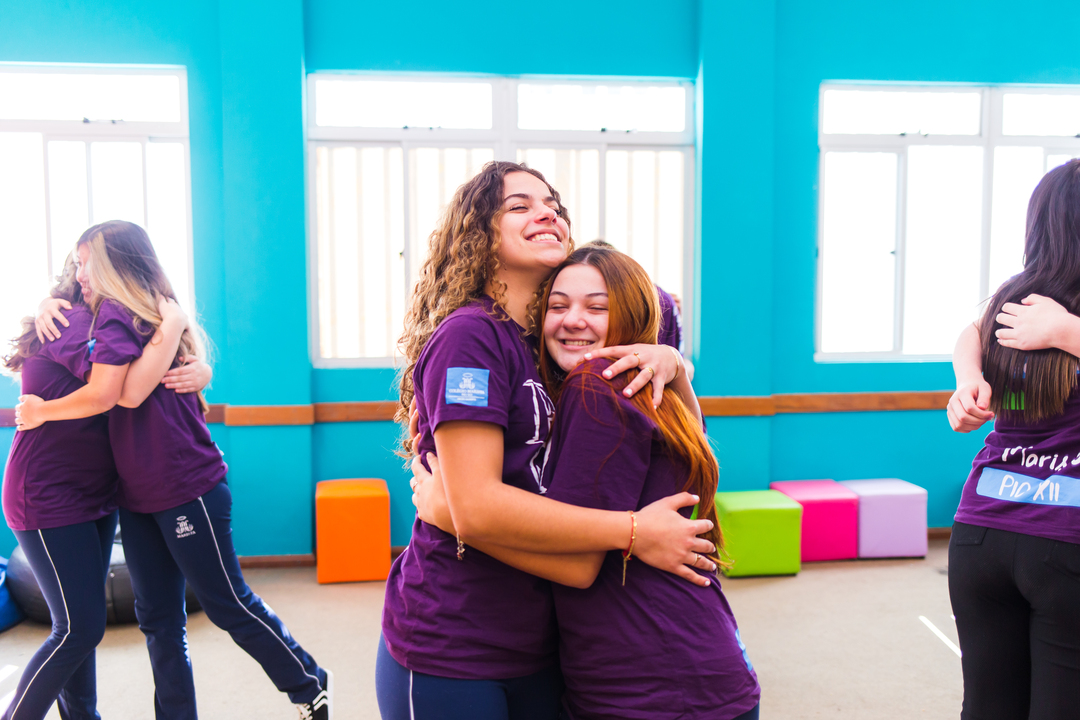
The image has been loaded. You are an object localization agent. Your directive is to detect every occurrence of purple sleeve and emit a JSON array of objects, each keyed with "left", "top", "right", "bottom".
[
  {"left": 545, "top": 369, "right": 654, "bottom": 511},
  {"left": 89, "top": 301, "right": 145, "bottom": 366},
  {"left": 39, "top": 307, "right": 94, "bottom": 382},
  {"left": 419, "top": 314, "right": 512, "bottom": 431},
  {"left": 656, "top": 285, "right": 683, "bottom": 353}
]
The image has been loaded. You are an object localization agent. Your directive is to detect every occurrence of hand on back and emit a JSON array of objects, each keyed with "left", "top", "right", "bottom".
[
  {"left": 14, "top": 394, "right": 45, "bottom": 431},
  {"left": 585, "top": 344, "right": 684, "bottom": 408},
  {"left": 35, "top": 297, "right": 72, "bottom": 343},
  {"left": 995, "top": 294, "right": 1072, "bottom": 351}
]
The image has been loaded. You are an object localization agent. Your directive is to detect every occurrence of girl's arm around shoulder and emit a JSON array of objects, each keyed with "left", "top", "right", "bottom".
[
  {"left": 117, "top": 298, "right": 188, "bottom": 408},
  {"left": 16, "top": 300, "right": 147, "bottom": 430},
  {"left": 584, "top": 344, "right": 698, "bottom": 417},
  {"left": 16, "top": 363, "right": 128, "bottom": 431}
]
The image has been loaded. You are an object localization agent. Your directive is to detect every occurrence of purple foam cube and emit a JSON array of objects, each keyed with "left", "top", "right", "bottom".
[{"left": 839, "top": 479, "right": 927, "bottom": 558}]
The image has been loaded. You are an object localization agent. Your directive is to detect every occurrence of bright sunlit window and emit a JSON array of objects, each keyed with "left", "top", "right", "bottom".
[
  {"left": 0, "top": 64, "right": 193, "bottom": 350},
  {"left": 817, "top": 84, "right": 1080, "bottom": 360},
  {"left": 308, "top": 75, "right": 694, "bottom": 366}
]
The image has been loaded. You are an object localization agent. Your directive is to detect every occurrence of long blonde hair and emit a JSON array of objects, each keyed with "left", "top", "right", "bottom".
[
  {"left": 78, "top": 221, "right": 211, "bottom": 413},
  {"left": 395, "top": 161, "right": 572, "bottom": 452}
]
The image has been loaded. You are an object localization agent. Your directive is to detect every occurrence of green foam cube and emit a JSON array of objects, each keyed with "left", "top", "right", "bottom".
[{"left": 715, "top": 490, "right": 803, "bottom": 577}]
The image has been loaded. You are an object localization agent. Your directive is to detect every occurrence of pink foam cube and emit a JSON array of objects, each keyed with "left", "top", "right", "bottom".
[
  {"left": 769, "top": 480, "right": 859, "bottom": 562},
  {"left": 839, "top": 479, "right": 927, "bottom": 558}
]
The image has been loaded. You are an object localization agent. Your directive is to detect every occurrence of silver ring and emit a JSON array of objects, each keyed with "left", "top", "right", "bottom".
[{"left": 409, "top": 478, "right": 418, "bottom": 491}]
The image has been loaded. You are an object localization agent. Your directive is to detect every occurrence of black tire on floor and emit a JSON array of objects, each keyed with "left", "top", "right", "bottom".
[
  {"left": 6, "top": 546, "right": 50, "bottom": 624},
  {"left": 7, "top": 541, "right": 202, "bottom": 625}
]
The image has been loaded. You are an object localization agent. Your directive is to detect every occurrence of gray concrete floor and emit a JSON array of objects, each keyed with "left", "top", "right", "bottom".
[{"left": 0, "top": 539, "right": 961, "bottom": 719}]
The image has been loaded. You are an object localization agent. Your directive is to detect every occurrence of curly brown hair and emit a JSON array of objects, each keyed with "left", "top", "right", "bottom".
[
  {"left": 3, "top": 252, "right": 86, "bottom": 373},
  {"left": 396, "top": 161, "right": 572, "bottom": 453}
]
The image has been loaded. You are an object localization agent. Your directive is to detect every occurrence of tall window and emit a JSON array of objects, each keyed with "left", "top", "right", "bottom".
[
  {"left": 817, "top": 85, "right": 1080, "bottom": 359},
  {"left": 307, "top": 76, "right": 695, "bottom": 366},
  {"left": 0, "top": 65, "right": 193, "bottom": 345}
]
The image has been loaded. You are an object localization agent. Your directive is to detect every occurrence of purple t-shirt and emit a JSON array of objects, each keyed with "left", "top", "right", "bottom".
[
  {"left": 656, "top": 285, "right": 683, "bottom": 354},
  {"left": 382, "top": 296, "right": 557, "bottom": 679},
  {"left": 3, "top": 307, "right": 118, "bottom": 531},
  {"left": 545, "top": 359, "right": 760, "bottom": 720},
  {"left": 955, "top": 387, "right": 1080, "bottom": 544},
  {"left": 90, "top": 300, "right": 226, "bottom": 514}
]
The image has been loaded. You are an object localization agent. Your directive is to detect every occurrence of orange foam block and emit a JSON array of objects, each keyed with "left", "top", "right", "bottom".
[{"left": 315, "top": 479, "right": 391, "bottom": 583}]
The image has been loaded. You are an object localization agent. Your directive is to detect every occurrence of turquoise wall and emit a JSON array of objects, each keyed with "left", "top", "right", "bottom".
[{"left": 5, "top": 0, "right": 1078, "bottom": 559}]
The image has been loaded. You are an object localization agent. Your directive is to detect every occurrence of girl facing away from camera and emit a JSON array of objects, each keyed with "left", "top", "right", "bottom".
[
  {"left": 15, "top": 221, "right": 332, "bottom": 720},
  {"left": 2, "top": 253, "right": 210, "bottom": 720},
  {"left": 414, "top": 245, "right": 760, "bottom": 720},
  {"left": 947, "top": 158, "right": 1080, "bottom": 719},
  {"left": 377, "top": 161, "right": 716, "bottom": 720}
]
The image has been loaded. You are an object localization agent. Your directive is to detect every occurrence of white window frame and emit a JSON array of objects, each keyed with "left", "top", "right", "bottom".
[
  {"left": 307, "top": 74, "right": 696, "bottom": 368},
  {"left": 0, "top": 63, "right": 195, "bottom": 308},
  {"left": 816, "top": 83, "right": 1080, "bottom": 363}
]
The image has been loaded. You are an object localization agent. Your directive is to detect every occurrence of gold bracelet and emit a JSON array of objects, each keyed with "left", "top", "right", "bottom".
[
  {"left": 621, "top": 510, "right": 637, "bottom": 586},
  {"left": 668, "top": 346, "right": 683, "bottom": 382}
]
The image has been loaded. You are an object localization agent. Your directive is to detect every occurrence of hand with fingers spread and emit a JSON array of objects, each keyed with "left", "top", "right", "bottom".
[
  {"left": 995, "top": 294, "right": 1080, "bottom": 353},
  {"left": 35, "top": 297, "right": 73, "bottom": 343},
  {"left": 585, "top": 343, "right": 684, "bottom": 408},
  {"left": 633, "top": 492, "right": 717, "bottom": 587}
]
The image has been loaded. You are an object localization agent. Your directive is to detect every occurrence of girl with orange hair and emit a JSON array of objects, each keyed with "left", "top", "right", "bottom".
[{"left": 414, "top": 245, "right": 760, "bottom": 720}]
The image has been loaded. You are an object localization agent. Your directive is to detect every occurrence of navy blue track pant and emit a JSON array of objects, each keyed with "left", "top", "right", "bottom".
[
  {"left": 119, "top": 480, "right": 323, "bottom": 720},
  {"left": 375, "top": 635, "right": 563, "bottom": 720},
  {"left": 4, "top": 512, "right": 118, "bottom": 720},
  {"left": 376, "top": 636, "right": 759, "bottom": 720}
]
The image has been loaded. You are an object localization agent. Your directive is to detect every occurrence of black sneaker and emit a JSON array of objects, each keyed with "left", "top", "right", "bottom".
[{"left": 296, "top": 669, "right": 333, "bottom": 720}]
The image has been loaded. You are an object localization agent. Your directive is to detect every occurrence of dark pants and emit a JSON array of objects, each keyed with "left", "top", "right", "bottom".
[
  {"left": 949, "top": 521, "right": 1080, "bottom": 720},
  {"left": 119, "top": 481, "right": 323, "bottom": 720},
  {"left": 375, "top": 635, "right": 563, "bottom": 720},
  {"left": 4, "top": 512, "right": 117, "bottom": 720}
]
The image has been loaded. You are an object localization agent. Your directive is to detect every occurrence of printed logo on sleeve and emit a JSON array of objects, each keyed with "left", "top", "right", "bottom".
[
  {"left": 976, "top": 467, "right": 1080, "bottom": 508},
  {"left": 446, "top": 368, "right": 490, "bottom": 407}
]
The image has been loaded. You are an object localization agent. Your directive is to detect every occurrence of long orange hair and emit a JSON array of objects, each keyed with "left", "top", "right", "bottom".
[{"left": 536, "top": 246, "right": 724, "bottom": 566}]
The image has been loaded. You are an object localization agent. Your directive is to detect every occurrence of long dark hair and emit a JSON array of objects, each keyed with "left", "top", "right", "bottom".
[
  {"left": 535, "top": 246, "right": 725, "bottom": 567},
  {"left": 3, "top": 253, "right": 86, "bottom": 373},
  {"left": 981, "top": 159, "right": 1080, "bottom": 422}
]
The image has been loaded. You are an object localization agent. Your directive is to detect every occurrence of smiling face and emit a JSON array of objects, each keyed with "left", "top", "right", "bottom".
[
  {"left": 543, "top": 263, "right": 610, "bottom": 372},
  {"left": 75, "top": 243, "right": 94, "bottom": 304},
  {"left": 495, "top": 171, "right": 570, "bottom": 276}
]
